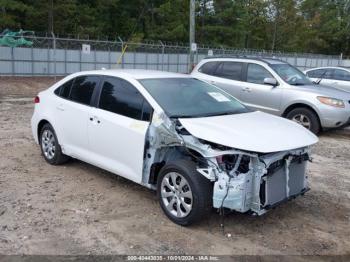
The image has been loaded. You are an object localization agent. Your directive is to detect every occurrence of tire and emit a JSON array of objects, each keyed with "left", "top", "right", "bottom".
[
  {"left": 157, "top": 159, "right": 212, "bottom": 226},
  {"left": 39, "top": 123, "right": 69, "bottom": 165},
  {"left": 286, "top": 107, "right": 321, "bottom": 134}
]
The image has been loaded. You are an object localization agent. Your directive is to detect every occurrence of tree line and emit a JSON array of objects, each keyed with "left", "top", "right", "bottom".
[{"left": 1, "top": 0, "right": 349, "bottom": 55}]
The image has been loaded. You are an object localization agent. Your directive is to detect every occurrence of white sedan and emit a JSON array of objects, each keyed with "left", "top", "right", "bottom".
[
  {"left": 305, "top": 66, "right": 350, "bottom": 92},
  {"left": 31, "top": 69, "right": 318, "bottom": 225}
]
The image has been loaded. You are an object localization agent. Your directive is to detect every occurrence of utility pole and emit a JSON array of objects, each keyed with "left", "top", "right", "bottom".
[
  {"left": 189, "top": 0, "right": 195, "bottom": 72},
  {"left": 48, "top": 0, "right": 54, "bottom": 33}
]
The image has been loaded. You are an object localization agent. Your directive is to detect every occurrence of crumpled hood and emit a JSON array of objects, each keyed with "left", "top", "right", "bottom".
[{"left": 179, "top": 111, "right": 318, "bottom": 153}]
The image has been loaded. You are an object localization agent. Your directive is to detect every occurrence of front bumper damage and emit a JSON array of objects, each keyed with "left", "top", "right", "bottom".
[
  {"left": 143, "top": 111, "right": 312, "bottom": 215},
  {"left": 211, "top": 148, "right": 310, "bottom": 215},
  {"left": 183, "top": 135, "right": 311, "bottom": 215}
]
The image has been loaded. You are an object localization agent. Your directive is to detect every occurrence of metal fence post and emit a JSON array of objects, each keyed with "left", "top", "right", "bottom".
[
  {"left": 108, "top": 46, "right": 111, "bottom": 69},
  {"left": 177, "top": 48, "right": 180, "bottom": 73},
  {"left": 327, "top": 55, "right": 330, "bottom": 67},
  {"left": 160, "top": 41, "right": 165, "bottom": 71},
  {"left": 51, "top": 32, "right": 56, "bottom": 80},
  {"left": 133, "top": 46, "right": 136, "bottom": 69},
  {"left": 94, "top": 46, "right": 97, "bottom": 70},
  {"left": 31, "top": 45, "right": 34, "bottom": 75},
  {"left": 11, "top": 47, "right": 14, "bottom": 76},
  {"left": 339, "top": 53, "right": 343, "bottom": 67},
  {"left": 64, "top": 42, "right": 67, "bottom": 75},
  {"left": 118, "top": 37, "right": 124, "bottom": 68},
  {"left": 304, "top": 54, "right": 308, "bottom": 71}
]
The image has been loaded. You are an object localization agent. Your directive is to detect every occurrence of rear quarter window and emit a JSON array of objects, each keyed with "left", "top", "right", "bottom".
[
  {"left": 198, "top": 61, "right": 219, "bottom": 75},
  {"left": 54, "top": 79, "right": 74, "bottom": 98}
]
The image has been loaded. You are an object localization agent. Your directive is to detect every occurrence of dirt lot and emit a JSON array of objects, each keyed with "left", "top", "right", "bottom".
[{"left": 0, "top": 77, "right": 349, "bottom": 256}]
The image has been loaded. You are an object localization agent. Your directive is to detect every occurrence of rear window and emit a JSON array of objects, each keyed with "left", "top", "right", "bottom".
[{"left": 69, "top": 76, "right": 99, "bottom": 105}]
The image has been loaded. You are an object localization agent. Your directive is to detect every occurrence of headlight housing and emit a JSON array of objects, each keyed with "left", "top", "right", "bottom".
[{"left": 317, "top": 96, "right": 345, "bottom": 108}]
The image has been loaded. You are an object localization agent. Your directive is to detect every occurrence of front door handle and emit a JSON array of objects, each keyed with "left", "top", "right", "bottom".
[{"left": 242, "top": 87, "right": 252, "bottom": 92}]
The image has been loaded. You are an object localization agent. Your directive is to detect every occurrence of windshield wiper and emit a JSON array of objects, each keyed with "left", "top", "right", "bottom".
[
  {"left": 171, "top": 111, "right": 238, "bottom": 119},
  {"left": 169, "top": 114, "right": 195, "bottom": 119},
  {"left": 290, "top": 82, "right": 306, "bottom": 86},
  {"left": 315, "top": 71, "right": 327, "bottom": 85}
]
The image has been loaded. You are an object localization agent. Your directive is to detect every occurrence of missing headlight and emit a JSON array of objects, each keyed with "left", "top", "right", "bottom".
[{"left": 220, "top": 154, "right": 250, "bottom": 174}]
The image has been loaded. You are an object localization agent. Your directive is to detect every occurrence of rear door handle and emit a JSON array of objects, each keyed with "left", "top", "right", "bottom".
[
  {"left": 210, "top": 80, "right": 217, "bottom": 85},
  {"left": 242, "top": 87, "right": 252, "bottom": 92},
  {"left": 89, "top": 116, "right": 101, "bottom": 124},
  {"left": 56, "top": 104, "right": 65, "bottom": 111}
]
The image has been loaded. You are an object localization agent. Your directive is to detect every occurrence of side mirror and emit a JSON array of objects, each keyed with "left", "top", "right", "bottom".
[{"left": 264, "top": 77, "right": 278, "bottom": 86}]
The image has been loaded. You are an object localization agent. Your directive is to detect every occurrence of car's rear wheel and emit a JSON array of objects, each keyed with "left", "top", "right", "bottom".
[
  {"left": 39, "top": 123, "right": 69, "bottom": 165},
  {"left": 157, "top": 159, "right": 212, "bottom": 226},
  {"left": 286, "top": 107, "right": 320, "bottom": 134}
]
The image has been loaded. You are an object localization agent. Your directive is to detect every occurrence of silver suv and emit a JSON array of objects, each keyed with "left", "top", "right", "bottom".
[{"left": 191, "top": 57, "right": 350, "bottom": 134}]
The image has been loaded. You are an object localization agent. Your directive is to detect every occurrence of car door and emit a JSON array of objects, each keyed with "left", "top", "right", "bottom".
[
  {"left": 54, "top": 75, "right": 100, "bottom": 159},
  {"left": 239, "top": 63, "right": 282, "bottom": 115},
  {"left": 88, "top": 76, "right": 153, "bottom": 184},
  {"left": 208, "top": 61, "right": 245, "bottom": 100}
]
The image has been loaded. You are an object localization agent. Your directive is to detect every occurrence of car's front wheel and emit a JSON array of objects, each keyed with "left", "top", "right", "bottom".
[
  {"left": 39, "top": 123, "right": 69, "bottom": 165},
  {"left": 157, "top": 159, "right": 212, "bottom": 226},
  {"left": 286, "top": 107, "right": 321, "bottom": 134}
]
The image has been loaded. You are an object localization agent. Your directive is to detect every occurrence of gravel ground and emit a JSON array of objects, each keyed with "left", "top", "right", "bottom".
[{"left": 0, "top": 77, "right": 349, "bottom": 256}]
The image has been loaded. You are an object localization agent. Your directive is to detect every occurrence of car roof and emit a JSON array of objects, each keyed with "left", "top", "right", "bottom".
[
  {"left": 201, "top": 56, "right": 287, "bottom": 65},
  {"left": 72, "top": 69, "right": 190, "bottom": 80}
]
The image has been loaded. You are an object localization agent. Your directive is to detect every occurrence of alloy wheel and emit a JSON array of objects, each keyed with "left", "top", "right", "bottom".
[
  {"left": 161, "top": 172, "right": 193, "bottom": 218},
  {"left": 292, "top": 114, "right": 311, "bottom": 129},
  {"left": 41, "top": 129, "right": 56, "bottom": 160}
]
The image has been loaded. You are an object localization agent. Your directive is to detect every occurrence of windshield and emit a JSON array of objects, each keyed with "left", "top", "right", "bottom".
[
  {"left": 271, "top": 64, "right": 312, "bottom": 85},
  {"left": 139, "top": 78, "right": 249, "bottom": 118}
]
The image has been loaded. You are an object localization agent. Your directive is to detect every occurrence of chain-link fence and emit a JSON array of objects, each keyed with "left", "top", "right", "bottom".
[{"left": 0, "top": 33, "right": 347, "bottom": 76}]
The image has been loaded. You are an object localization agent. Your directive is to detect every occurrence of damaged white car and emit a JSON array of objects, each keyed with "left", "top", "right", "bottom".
[{"left": 31, "top": 70, "right": 318, "bottom": 225}]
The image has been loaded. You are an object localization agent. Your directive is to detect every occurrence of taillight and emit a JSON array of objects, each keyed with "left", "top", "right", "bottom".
[{"left": 34, "top": 96, "right": 40, "bottom": 103}]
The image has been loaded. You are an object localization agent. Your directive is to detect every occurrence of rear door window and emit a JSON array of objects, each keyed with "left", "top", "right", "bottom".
[
  {"left": 247, "top": 64, "right": 273, "bottom": 84},
  {"left": 69, "top": 76, "right": 99, "bottom": 105},
  {"left": 214, "top": 62, "right": 243, "bottom": 81},
  {"left": 98, "top": 77, "right": 152, "bottom": 121}
]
